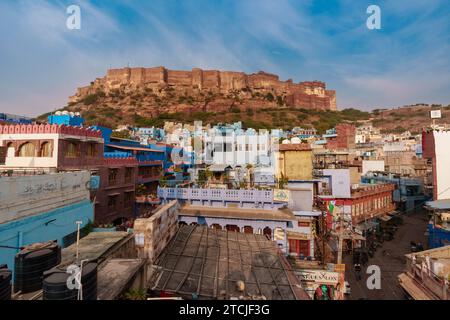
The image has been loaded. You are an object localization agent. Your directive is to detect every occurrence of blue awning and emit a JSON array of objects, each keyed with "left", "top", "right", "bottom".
[{"left": 425, "top": 199, "right": 450, "bottom": 210}]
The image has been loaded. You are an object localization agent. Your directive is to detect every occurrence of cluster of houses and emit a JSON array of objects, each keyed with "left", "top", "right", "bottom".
[{"left": 1, "top": 112, "right": 449, "bottom": 300}]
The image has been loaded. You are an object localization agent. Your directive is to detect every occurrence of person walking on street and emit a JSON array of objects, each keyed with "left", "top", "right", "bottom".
[{"left": 354, "top": 263, "right": 362, "bottom": 281}]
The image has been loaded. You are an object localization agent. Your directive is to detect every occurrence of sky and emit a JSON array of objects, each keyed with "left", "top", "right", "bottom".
[{"left": 0, "top": 0, "right": 449, "bottom": 116}]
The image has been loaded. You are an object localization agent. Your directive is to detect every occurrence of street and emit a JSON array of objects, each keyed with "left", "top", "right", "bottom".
[{"left": 344, "top": 211, "right": 429, "bottom": 300}]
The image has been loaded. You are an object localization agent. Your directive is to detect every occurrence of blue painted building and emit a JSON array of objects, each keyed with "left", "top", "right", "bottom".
[
  {"left": 425, "top": 199, "right": 450, "bottom": 249},
  {"left": 0, "top": 113, "right": 32, "bottom": 124}
]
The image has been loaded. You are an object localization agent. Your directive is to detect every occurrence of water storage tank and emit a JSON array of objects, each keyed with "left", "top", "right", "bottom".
[
  {"left": 43, "top": 262, "right": 97, "bottom": 300},
  {"left": 14, "top": 241, "right": 61, "bottom": 293},
  {"left": 0, "top": 264, "right": 12, "bottom": 300}
]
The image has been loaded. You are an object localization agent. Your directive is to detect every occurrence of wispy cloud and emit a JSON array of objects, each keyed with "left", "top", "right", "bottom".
[{"left": 0, "top": 0, "right": 448, "bottom": 116}]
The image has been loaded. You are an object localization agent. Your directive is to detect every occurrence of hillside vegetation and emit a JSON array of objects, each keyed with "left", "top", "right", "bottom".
[{"left": 36, "top": 88, "right": 449, "bottom": 134}]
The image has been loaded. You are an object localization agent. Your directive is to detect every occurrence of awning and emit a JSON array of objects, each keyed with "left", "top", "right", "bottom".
[
  {"left": 330, "top": 231, "right": 366, "bottom": 241},
  {"left": 106, "top": 144, "right": 164, "bottom": 153},
  {"left": 425, "top": 199, "right": 450, "bottom": 210},
  {"left": 355, "top": 221, "right": 379, "bottom": 232},
  {"left": 378, "top": 215, "right": 392, "bottom": 222}
]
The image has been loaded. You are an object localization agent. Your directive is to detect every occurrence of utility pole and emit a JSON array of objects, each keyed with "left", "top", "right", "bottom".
[
  {"left": 337, "top": 208, "right": 344, "bottom": 264},
  {"left": 75, "top": 220, "right": 83, "bottom": 263}
]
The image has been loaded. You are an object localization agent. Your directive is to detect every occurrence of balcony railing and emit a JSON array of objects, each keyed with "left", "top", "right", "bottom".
[{"left": 158, "top": 187, "right": 279, "bottom": 204}]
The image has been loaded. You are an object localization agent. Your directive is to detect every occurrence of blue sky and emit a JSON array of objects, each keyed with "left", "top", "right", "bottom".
[{"left": 0, "top": 0, "right": 449, "bottom": 116}]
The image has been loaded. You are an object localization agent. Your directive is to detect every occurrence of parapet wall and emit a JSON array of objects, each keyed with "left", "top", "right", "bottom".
[{"left": 133, "top": 200, "right": 179, "bottom": 264}]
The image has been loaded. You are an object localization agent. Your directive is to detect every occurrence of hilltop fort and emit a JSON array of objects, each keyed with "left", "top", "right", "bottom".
[{"left": 69, "top": 66, "right": 336, "bottom": 111}]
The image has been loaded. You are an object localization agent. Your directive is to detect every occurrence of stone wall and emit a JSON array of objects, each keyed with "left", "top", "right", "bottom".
[{"left": 133, "top": 200, "right": 179, "bottom": 264}]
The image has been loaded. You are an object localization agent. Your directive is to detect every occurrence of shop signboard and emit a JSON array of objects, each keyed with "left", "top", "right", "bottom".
[
  {"left": 334, "top": 264, "right": 346, "bottom": 273},
  {"left": 297, "top": 270, "right": 339, "bottom": 285},
  {"left": 273, "top": 189, "right": 290, "bottom": 202}
]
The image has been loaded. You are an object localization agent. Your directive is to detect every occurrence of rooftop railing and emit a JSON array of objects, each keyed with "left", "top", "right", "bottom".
[{"left": 158, "top": 187, "right": 279, "bottom": 204}]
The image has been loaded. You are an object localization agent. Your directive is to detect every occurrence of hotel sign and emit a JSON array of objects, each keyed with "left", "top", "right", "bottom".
[
  {"left": 430, "top": 110, "right": 442, "bottom": 119},
  {"left": 297, "top": 270, "right": 339, "bottom": 285},
  {"left": 273, "top": 189, "right": 290, "bottom": 202}
]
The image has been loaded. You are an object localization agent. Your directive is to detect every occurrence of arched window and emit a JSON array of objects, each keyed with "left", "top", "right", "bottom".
[
  {"left": 243, "top": 226, "right": 253, "bottom": 234},
  {"left": 263, "top": 227, "right": 272, "bottom": 240},
  {"left": 18, "top": 142, "right": 35, "bottom": 157},
  {"left": 211, "top": 224, "right": 222, "bottom": 230},
  {"left": 226, "top": 225, "right": 240, "bottom": 232},
  {"left": 40, "top": 142, "right": 52, "bottom": 157}
]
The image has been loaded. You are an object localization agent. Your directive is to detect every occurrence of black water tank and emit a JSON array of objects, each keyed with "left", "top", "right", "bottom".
[
  {"left": 14, "top": 241, "right": 61, "bottom": 293},
  {"left": 42, "top": 262, "right": 97, "bottom": 300},
  {"left": 0, "top": 264, "right": 12, "bottom": 300}
]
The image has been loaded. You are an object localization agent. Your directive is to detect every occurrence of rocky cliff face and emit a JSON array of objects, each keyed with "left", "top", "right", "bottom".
[{"left": 69, "top": 66, "right": 336, "bottom": 111}]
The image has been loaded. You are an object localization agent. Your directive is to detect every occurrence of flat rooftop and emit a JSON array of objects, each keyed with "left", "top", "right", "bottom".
[
  {"left": 179, "top": 204, "right": 295, "bottom": 222},
  {"left": 60, "top": 231, "right": 132, "bottom": 266},
  {"left": 149, "top": 225, "right": 310, "bottom": 300},
  {"left": 97, "top": 259, "right": 146, "bottom": 300}
]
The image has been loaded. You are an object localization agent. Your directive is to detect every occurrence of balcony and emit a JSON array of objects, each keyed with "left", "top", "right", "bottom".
[
  {"left": 157, "top": 187, "right": 288, "bottom": 210},
  {"left": 137, "top": 174, "right": 161, "bottom": 184},
  {"left": 135, "top": 195, "right": 161, "bottom": 205}
]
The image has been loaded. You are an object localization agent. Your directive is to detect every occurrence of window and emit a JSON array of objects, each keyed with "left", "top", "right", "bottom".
[
  {"left": 298, "top": 221, "right": 310, "bottom": 227},
  {"left": 87, "top": 143, "right": 97, "bottom": 157},
  {"left": 18, "top": 142, "right": 35, "bottom": 157},
  {"left": 108, "top": 195, "right": 117, "bottom": 211},
  {"left": 214, "top": 143, "right": 223, "bottom": 152},
  {"left": 274, "top": 227, "right": 285, "bottom": 241},
  {"left": 40, "top": 142, "right": 52, "bottom": 157},
  {"left": 108, "top": 168, "right": 118, "bottom": 185},
  {"left": 65, "top": 142, "right": 78, "bottom": 158},
  {"left": 125, "top": 167, "right": 134, "bottom": 182},
  {"left": 124, "top": 192, "right": 134, "bottom": 208}
]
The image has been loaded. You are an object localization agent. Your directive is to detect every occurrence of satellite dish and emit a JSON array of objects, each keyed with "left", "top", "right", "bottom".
[
  {"left": 282, "top": 139, "right": 290, "bottom": 144},
  {"left": 62, "top": 111, "right": 69, "bottom": 115},
  {"left": 55, "top": 111, "right": 62, "bottom": 115},
  {"left": 69, "top": 112, "right": 75, "bottom": 117}
]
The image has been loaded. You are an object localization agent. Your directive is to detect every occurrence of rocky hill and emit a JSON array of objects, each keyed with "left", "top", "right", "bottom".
[{"left": 36, "top": 66, "right": 449, "bottom": 133}]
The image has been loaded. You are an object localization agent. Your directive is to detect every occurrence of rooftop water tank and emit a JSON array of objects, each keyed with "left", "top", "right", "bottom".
[
  {"left": 14, "top": 241, "right": 61, "bottom": 294},
  {"left": 0, "top": 264, "right": 12, "bottom": 300},
  {"left": 43, "top": 262, "right": 97, "bottom": 300}
]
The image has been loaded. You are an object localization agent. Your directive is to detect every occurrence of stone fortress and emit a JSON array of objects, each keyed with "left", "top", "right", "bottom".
[{"left": 70, "top": 66, "right": 336, "bottom": 111}]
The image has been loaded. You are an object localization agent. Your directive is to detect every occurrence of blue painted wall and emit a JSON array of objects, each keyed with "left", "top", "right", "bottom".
[
  {"left": 47, "top": 114, "right": 85, "bottom": 126},
  {"left": 0, "top": 199, "right": 93, "bottom": 273},
  {"left": 428, "top": 223, "right": 450, "bottom": 249}
]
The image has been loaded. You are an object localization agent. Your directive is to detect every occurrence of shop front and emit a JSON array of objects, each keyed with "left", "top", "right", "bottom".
[{"left": 296, "top": 269, "right": 340, "bottom": 300}]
